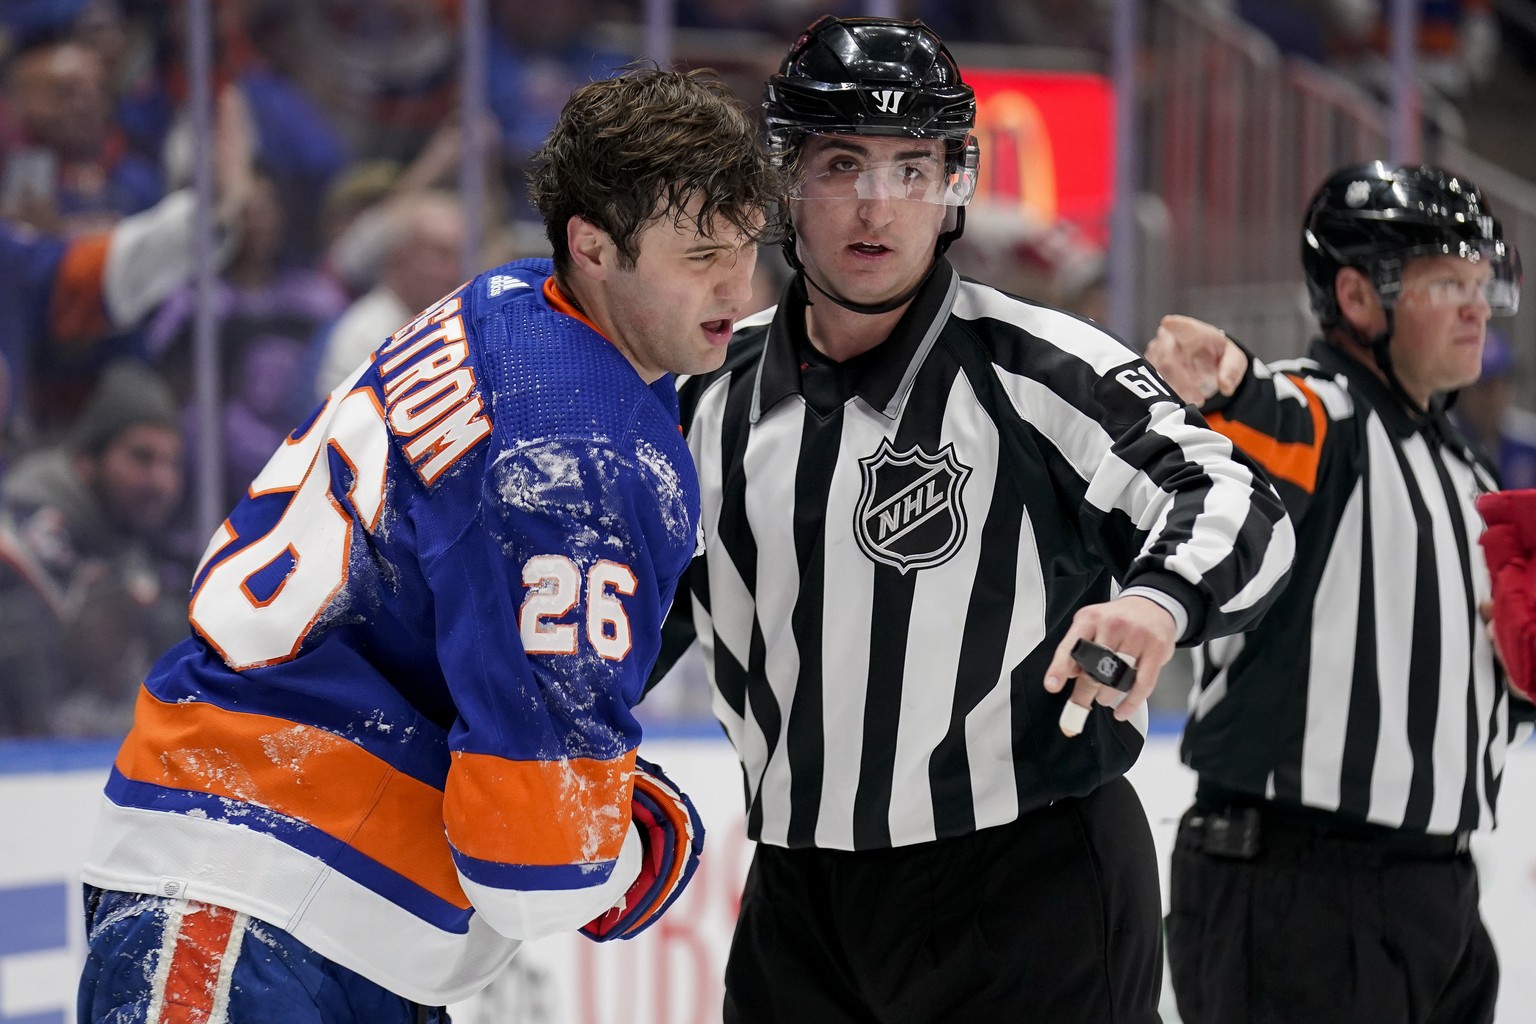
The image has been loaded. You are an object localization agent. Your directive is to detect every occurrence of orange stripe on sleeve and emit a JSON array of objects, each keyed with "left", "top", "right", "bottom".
[
  {"left": 444, "top": 749, "right": 635, "bottom": 867},
  {"left": 116, "top": 690, "right": 469, "bottom": 908},
  {"left": 48, "top": 232, "right": 112, "bottom": 343},
  {"left": 1204, "top": 374, "right": 1329, "bottom": 494}
]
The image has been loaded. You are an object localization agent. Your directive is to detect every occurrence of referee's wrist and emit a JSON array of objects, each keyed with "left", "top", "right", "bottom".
[{"left": 1119, "top": 586, "right": 1188, "bottom": 642}]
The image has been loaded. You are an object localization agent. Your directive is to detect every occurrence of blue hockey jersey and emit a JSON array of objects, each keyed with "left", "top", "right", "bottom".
[{"left": 80, "top": 259, "right": 702, "bottom": 1003}]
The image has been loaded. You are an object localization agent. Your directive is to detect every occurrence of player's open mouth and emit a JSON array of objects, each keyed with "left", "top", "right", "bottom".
[
  {"left": 703, "top": 319, "right": 733, "bottom": 344},
  {"left": 850, "top": 242, "right": 890, "bottom": 256}
]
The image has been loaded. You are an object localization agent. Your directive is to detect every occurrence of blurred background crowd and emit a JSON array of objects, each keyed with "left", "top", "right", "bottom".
[{"left": 1, "top": 0, "right": 1533, "bottom": 739}]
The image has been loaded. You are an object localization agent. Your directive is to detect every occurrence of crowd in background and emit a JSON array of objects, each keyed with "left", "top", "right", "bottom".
[{"left": 0, "top": 0, "right": 1530, "bottom": 739}]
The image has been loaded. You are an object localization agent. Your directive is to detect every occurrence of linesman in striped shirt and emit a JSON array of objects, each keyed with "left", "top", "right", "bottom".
[
  {"left": 661, "top": 16, "right": 1294, "bottom": 1022},
  {"left": 1146, "top": 161, "right": 1529, "bottom": 1024}
]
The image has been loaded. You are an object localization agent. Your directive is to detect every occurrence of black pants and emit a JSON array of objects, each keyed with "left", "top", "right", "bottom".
[
  {"left": 1167, "top": 803, "right": 1498, "bottom": 1024},
  {"left": 723, "top": 776, "right": 1162, "bottom": 1024}
]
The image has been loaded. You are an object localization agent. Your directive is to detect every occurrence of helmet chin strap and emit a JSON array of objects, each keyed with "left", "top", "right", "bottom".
[
  {"left": 780, "top": 207, "right": 967, "bottom": 317},
  {"left": 1341, "top": 309, "right": 1438, "bottom": 420},
  {"left": 801, "top": 261, "right": 935, "bottom": 315}
]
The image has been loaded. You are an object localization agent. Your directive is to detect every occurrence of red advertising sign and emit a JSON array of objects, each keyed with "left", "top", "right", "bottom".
[{"left": 964, "top": 68, "right": 1115, "bottom": 243}]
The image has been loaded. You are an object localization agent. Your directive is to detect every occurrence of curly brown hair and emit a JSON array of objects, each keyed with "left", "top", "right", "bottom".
[{"left": 527, "top": 67, "right": 783, "bottom": 274}]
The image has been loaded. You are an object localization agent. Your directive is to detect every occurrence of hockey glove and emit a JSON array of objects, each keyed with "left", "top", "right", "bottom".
[
  {"left": 580, "top": 756, "right": 704, "bottom": 942},
  {"left": 1476, "top": 488, "right": 1536, "bottom": 701}
]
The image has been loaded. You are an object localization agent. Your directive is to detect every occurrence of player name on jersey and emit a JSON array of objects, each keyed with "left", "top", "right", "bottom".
[{"left": 376, "top": 289, "right": 493, "bottom": 485}]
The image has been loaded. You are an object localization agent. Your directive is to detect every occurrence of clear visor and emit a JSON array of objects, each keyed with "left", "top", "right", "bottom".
[
  {"left": 1375, "top": 240, "right": 1523, "bottom": 316},
  {"left": 783, "top": 132, "right": 979, "bottom": 208}
]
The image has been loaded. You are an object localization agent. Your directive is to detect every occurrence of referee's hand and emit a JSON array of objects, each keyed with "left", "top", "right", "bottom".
[
  {"left": 1144, "top": 314, "right": 1247, "bottom": 406},
  {"left": 1044, "top": 595, "right": 1177, "bottom": 734}
]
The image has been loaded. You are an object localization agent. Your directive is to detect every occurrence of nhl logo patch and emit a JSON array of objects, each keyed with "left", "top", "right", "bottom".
[{"left": 854, "top": 440, "right": 971, "bottom": 574}]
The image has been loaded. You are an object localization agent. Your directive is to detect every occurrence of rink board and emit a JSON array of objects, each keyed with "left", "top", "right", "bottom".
[{"left": 2, "top": 732, "right": 1533, "bottom": 1024}]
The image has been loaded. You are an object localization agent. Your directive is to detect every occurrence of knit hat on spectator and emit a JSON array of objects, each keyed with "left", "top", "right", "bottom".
[{"left": 69, "top": 360, "right": 180, "bottom": 456}]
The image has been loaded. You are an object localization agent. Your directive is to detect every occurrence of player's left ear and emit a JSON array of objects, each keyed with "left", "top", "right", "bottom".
[{"left": 567, "top": 215, "right": 615, "bottom": 281}]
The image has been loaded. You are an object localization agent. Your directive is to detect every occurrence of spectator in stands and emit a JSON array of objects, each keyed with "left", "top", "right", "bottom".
[
  {"left": 6, "top": 0, "right": 147, "bottom": 126},
  {"left": 147, "top": 168, "right": 346, "bottom": 503},
  {"left": 318, "top": 159, "right": 407, "bottom": 286},
  {"left": 2, "top": 85, "right": 252, "bottom": 448},
  {"left": 205, "top": 331, "right": 307, "bottom": 509},
  {"left": 1, "top": 34, "right": 163, "bottom": 236},
  {"left": 316, "top": 0, "right": 458, "bottom": 164},
  {"left": 312, "top": 188, "right": 466, "bottom": 400},
  {"left": 76, "top": 0, "right": 181, "bottom": 179},
  {"left": 1452, "top": 328, "right": 1536, "bottom": 489},
  {"left": 115, "top": 0, "right": 348, "bottom": 266},
  {"left": 485, "top": 0, "right": 631, "bottom": 197},
  {"left": 0, "top": 360, "right": 187, "bottom": 739},
  {"left": 1369, "top": 0, "right": 1500, "bottom": 99},
  {"left": 69, "top": 0, "right": 136, "bottom": 93},
  {"left": 1319, "top": 0, "right": 1496, "bottom": 143},
  {"left": 228, "top": 0, "right": 350, "bottom": 264},
  {"left": 320, "top": 117, "right": 487, "bottom": 294}
]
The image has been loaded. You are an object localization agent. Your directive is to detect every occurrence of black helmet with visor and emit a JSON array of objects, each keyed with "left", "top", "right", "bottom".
[
  {"left": 1303, "top": 161, "right": 1521, "bottom": 325},
  {"left": 1301, "top": 161, "right": 1522, "bottom": 416},
  {"left": 765, "top": 15, "right": 979, "bottom": 209},
  {"left": 764, "top": 16, "right": 978, "bottom": 313}
]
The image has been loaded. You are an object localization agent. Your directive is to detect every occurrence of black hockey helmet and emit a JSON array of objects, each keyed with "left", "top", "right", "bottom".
[
  {"left": 1302, "top": 161, "right": 1521, "bottom": 327},
  {"left": 764, "top": 15, "right": 979, "bottom": 207}
]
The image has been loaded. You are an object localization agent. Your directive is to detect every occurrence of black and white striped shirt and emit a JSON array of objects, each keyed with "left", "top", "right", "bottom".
[
  {"left": 1186, "top": 339, "right": 1522, "bottom": 834},
  {"left": 675, "top": 262, "right": 1293, "bottom": 850}
]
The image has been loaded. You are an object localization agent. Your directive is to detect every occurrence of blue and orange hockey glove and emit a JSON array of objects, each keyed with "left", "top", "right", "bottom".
[
  {"left": 580, "top": 756, "right": 704, "bottom": 941},
  {"left": 1477, "top": 488, "right": 1536, "bottom": 701}
]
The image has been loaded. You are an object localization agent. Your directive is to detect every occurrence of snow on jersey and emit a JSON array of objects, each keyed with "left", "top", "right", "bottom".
[{"left": 81, "top": 258, "right": 702, "bottom": 1004}]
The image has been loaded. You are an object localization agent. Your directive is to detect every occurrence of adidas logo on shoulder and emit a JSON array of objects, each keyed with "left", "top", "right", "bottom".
[{"left": 487, "top": 274, "right": 531, "bottom": 298}]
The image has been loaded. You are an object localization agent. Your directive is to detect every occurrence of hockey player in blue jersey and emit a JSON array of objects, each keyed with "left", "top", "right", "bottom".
[{"left": 76, "top": 68, "right": 780, "bottom": 1022}]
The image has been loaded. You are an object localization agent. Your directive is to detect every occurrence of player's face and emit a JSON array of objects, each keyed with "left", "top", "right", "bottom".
[
  {"left": 1389, "top": 254, "right": 1494, "bottom": 404},
  {"left": 602, "top": 196, "right": 760, "bottom": 381},
  {"left": 790, "top": 134, "right": 949, "bottom": 306}
]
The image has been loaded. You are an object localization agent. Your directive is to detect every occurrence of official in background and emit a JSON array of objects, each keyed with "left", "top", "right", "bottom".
[
  {"left": 1146, "top": 161, "right": 1530, "bottom": 1024},
  {"left": 660, "top": 17, "right": 1294, "bottom": 1022},
  {"left": 76, "top": 68, "right": 780, "bottom": 1023}
]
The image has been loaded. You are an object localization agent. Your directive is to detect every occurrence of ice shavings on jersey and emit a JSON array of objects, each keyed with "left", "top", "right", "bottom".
[
  {"left": 160, "top": 746, "right": 261, "bottom": 802},
  {"left": 259, "top": 724, "right": 351, "bottom": 776},
  {"left": 633, "top": 437, "right": 691, "bottom": 546},
  {"left": 494, "top": 442, "right": 594, "bottom": 519},
  {"left": 552, "top": 759, "right": 626, "bottom": 863},
  {"left": 359, "top": 709, "right": 394, "bottom": 734}
]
